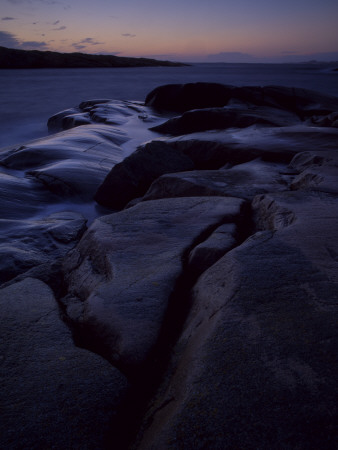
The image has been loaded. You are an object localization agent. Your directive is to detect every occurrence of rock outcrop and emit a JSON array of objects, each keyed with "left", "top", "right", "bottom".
[{"left": 1, "top": 82, "right": 338, "bottom": 449}]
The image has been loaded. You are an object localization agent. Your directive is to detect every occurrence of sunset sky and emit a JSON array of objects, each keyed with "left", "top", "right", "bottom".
[{"left": 1, "top": 0, "right": 338, "bottom": 62}]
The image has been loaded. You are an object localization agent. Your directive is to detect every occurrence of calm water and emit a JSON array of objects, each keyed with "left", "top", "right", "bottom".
[{"left": 0, "top": 62, "right": 337, "bottom": 149}]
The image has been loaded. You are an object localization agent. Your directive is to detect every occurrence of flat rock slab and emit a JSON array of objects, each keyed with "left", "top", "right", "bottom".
[
  {"left": 136, "top": 191, "right": 338, "bottom": 449},
  {"left": 0, "top": 277, "right": 129, "bottom": 450},
  {"left": 62, "top": 196, "right": 245, "bottom": 375}
]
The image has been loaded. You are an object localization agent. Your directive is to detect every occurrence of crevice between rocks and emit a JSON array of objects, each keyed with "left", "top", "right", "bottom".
[{"left": 100, "top": 200, "right": 255, "bottom": 449}]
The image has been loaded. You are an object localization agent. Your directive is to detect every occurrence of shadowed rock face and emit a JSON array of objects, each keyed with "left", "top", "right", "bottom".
[
  {"left": 145, "top": 82, "right": 338, "bottom": 116},
  {"left": 135, "top": 192, "right": 338, "bottom": 449},
  {"left": 61, "top": 196, "right": 245, "bottom": 376}
]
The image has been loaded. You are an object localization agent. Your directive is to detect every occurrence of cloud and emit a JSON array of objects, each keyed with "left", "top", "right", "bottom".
[
  {"left": 53, "top": 25, "right": 66, "bottom": 31},
  {"left": 1, "top": 17, "right": 16, "bottom": 20},
  {"left": 121, "top": 33, "right": 136, "bottom": 38},
  {"left": 53, "top": 20, "right": 60, "bottom": 25},
  {"left": 0, "top": 30, "right": 49, "bottom": 50},
  {"left": 19, "top": 40, "right": 49, "bottom": 50},
  {"left": 71, "top": 37, "right": 104, "bottom": 51},
  {"left": 0, "top": 30, "right": 21, "bottom": 47}
]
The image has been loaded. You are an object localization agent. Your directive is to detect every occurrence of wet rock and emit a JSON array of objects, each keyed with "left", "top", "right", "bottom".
[
  {"left": 1, "top": 124, "right": 126, "bottom": 200},
  {"left": 136, "top": 191, "right": 338, "bottom": 449},
  {"left": 62, "top": 196, "right": 245, "bottom": 376},
  {"left": 0, "top": 171, "right": 58, "bottom": 220},
  {"left": 151, "top": 106, "right": 300, "bottom": 136},
  {"left": 47, "top": 107, "right": 91, "bottom": 131},
  {"left": 0, "top": 211, "right": 86, "bottom": 285},
  {"left": 0, "top": 277, "right": 129, "bottom": 450},
  {"left": 142, "top": 159, "right": 291, "bottom": 202},
  {"left": 95, "top": 125, "right": 338, "bottom": 209}
]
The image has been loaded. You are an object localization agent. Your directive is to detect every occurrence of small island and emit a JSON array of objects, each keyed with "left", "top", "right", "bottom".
[{"left": 0, "top": 46, "right": 187, "bottom": 69}]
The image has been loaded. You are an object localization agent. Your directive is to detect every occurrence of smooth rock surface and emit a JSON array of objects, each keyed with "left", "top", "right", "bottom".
[
  {"left": 0, "top": 211, "right": 86, "bottom": 285},
  {"left": 0, "top": 277, "right": 129, "bottom": 450},
  {"left": 151, "top": 106, "right": 300, "bottom": 135},
  {"left": 135, "top": 191, "right": 338, "bottom": 449},
  {"left": 142, "top": 159, "right": 292, "bottom": 202},
  {"left": 62, "top": 196, "right": 245, "bottom": 376}
]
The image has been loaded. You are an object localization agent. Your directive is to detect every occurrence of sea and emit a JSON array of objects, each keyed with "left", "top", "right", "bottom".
[{"left": 0, "top": 62, "right": 337, "bottom": 149}]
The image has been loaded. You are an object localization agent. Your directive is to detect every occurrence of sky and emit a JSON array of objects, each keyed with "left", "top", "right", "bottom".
[{"left": 1, "top": 0, "right": 338, "bottom": 63}]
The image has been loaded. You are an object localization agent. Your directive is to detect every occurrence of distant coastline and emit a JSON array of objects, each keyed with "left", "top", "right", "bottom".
[{"left": 0, "top": 46, "right": 187, "bottom": 69}]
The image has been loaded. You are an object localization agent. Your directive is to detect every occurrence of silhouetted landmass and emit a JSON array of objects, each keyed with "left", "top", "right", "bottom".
[{"left": 0, "top": 46, "right": 187, "bottom": 69}]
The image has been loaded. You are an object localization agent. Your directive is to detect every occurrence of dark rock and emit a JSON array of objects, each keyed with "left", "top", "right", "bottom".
[
  {"left": 0, "top": 211, "right": 86, "bottom": 285},
  {"left": 145, "top": 83, "right": 338, "bottom": 117},
  {"left": 145, "top": 82, "right": 234, "bottom": 112},
  {"left": 135, "top": 191, "right": 338, "bottom": 449},
  {"left": 94, "top": 141, "right": 194, "bottom": 209},
  {"left": 142, "top": 159, "right": 291, "bottom": 202},
  {"left": 62, "top": 196, "right": 245, "bottom": 376},
  {"left": 0, "top": 277, "right": 129, "bottom": 450},
  {"left": 151, "top": 106, "right": 300, "bottom": 135},
  {"left": 188, "top": 223, "right": 238, "bottom": 277}
]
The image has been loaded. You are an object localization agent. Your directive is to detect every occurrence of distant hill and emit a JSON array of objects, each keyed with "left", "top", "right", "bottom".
[{"left": 0, "top": 46, "right": 187, "bottom": 69}]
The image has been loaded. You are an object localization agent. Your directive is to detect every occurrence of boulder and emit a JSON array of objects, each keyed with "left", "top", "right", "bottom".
[
  {"left": 135, "top": 191, "right": 338, "bottom": 449},
  {"left": 0, "top": 277, "right": 129, "bottom": 449},
  {"left": 62, "top": 196, "right": 245, "bottom": 376}
]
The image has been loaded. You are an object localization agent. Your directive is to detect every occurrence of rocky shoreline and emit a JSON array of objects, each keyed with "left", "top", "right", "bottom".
[{"left": 1, "top": 83, "right": 338, "bottom": 449}]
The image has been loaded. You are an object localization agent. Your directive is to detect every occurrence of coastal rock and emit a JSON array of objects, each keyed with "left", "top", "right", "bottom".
[
  {"left": 0, "top": 277, "right": 129, "bottom": 449},
  {"left": 145, "top": 82, "right": 234, "bottom": 111},
  {"left": 289, "top": 150, "right": 338, "bottom": 194},
  {"left": 94, "top": 140, "right": 194, "bottom": 209},
  {"left": 0, "top": 171, "right": 58, "bottom": 220},
  {"left": 1, "top": 124, "right": 126, "bottom": 200},
  {"left": 146, "top": 82, "right": 338, "bottom": 117},
  {"left": 95, "top": 126, "right": 338, "bottom": 209},
  {"left": 151, "top": 106, "right": 300, "bottom": 135},
  {"left": 188, "top": 223, "right": 237, "bottom": 277},
  {"left": 136, "top": 191, "right": 338, "bottom": 449},
  {"left": 142, "top": 159, "right": 292, "bottom": 202},
  {"left": 0, "top": 211, "right": 86, "bottom": 285},
  {"left": 62, "top": 196, "right": 245, "bottom": 376}
]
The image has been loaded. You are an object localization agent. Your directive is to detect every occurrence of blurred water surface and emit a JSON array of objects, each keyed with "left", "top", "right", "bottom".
[{"left": 0, "top": 62, "right": 337, "bottom": 148}]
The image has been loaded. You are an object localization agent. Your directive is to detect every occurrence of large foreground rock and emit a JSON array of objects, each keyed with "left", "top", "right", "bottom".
[
  {"left": 62, "top": 196, "right": 246, "bottom": 376},
  {"left": 135, "top": 191, "right": 338, "bottom": 449},
  {"left": 0, "top": 278, "right": 129, "bottom": 449}
]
